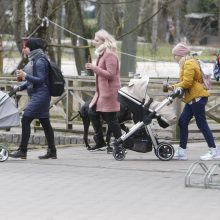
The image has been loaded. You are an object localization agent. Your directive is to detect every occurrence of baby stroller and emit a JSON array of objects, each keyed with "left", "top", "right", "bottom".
[
  {"left": 0, "top": 88, "right": 20, "bottom": 162},
  {"left": 112, "top": 76, "right": 183, "bottom": 161}
]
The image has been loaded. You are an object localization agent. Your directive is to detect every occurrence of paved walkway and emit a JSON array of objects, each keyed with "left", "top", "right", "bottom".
[{"left": 1, "top": 142, "right": 220, "bottom": 220}]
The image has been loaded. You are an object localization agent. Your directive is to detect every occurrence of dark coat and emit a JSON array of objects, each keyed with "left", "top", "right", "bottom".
[{"left": 21, "top": 57, "right": 51, "bottom": 118}]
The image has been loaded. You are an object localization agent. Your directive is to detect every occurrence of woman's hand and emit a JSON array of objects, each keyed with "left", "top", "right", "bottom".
[
  {"left": 167, "top": 85, "right": 174, "bottom": 91},
  {"left": 85, "top": 63, "right": 95, "bottom": 70},
  {"left": 16, "top": 69, "right": 26, "bottom": 81}
]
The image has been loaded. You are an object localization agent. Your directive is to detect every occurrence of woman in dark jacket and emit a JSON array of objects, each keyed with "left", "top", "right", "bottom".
[{"left": 9, "top": 37, "right": 57, "bottom": 159}]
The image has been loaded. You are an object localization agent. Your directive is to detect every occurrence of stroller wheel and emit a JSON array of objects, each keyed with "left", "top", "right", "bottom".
[
  {"left": 0, "top": 145, "right": 9, "bottom": 162},
  {"left": 155, "top": 142, "right": 174, "bottom": 161},
  {"left": 113, "top": 146, "right": 126, "bottom": 161}
]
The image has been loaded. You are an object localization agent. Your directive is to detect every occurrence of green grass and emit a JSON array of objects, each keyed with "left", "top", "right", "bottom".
[
  {"left": 118, "top": 42, "right": 217, "bottom": 62},
  {"left": 60, "top": 42, "right": 217, "bottom": 63},
  {"left": 2, "top": 33, "right": 217, "bottom": 63}
]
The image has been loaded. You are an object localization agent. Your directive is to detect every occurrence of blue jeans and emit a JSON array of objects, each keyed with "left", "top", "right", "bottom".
[{"left": 179, "top": 97, "right": 216, "bottom": 149}]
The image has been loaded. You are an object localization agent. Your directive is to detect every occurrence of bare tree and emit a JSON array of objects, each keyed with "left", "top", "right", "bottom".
[
  {"left": 97, "top": 0, "right": 121, "bottom": 36},
  {"left": 13, "top": 0, "right": 25, "bottom": 53},
  {"left": 65, "top": 0, "right": 92, "bottom": 75},
  {"left": 120, "top": 0, "right": 140, "bottom": 77},
  {"left": 151, "top": 0, "right": 159, "bottom": 53},
  {"left": 214, "top": 0, "right": 220, "bottom": 37}
]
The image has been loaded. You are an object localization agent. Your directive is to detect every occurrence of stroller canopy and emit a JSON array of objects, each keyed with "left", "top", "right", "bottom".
[
  {"left": 0, "top": 91, "right": 20, "bottom": 128},
  {"left": 120, "top": 76, "right": 150, "bottom": 104}
]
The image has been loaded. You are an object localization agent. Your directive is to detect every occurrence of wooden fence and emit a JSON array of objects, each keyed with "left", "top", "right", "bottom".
[{"left": 1, "top": 76, "right": 220, "bottom": 140}]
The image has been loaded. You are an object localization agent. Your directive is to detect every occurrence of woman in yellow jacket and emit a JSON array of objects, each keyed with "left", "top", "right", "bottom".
[{"left": 169, "top": 42, "right": 220, "bottom": 160}]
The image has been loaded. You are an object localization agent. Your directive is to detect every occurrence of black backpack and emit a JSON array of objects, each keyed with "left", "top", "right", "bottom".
[
  {"left": 33, "top": 57, "right": 65, "bottom": 97},
  {"left": 47, "top": 60, "right": 65, "bottom": 96}
]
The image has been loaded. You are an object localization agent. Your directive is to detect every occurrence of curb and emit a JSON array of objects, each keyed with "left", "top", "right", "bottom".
[{"left": 0, "top": 132, "right": 91, "bottom": 147}]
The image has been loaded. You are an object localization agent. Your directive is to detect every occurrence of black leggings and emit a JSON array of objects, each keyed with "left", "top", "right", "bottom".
[
  {"left": 19, "top": 116, "right": 56, "bottom": 153},
  {"left": 89, "top": 107, "right": 122, "bottom": 140}
]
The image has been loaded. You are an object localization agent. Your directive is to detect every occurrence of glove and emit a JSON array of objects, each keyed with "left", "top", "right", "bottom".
[
  {"left": 173, "top": 87, "right": 184, "bottom": 98},
  {"left": 8, "top": 85, "right": 20, "bottom": 97},
  {"left": 13, "top": 85, "right": 19, "bottom": 90}
]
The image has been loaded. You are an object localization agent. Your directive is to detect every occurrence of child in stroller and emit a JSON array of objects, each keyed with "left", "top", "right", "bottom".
[{"left": 112, "top": 76, "right": 183, "bottom": 161}]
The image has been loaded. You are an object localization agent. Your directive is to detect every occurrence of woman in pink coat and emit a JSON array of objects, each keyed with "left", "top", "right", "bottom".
[{"left": 85, "top": 29, "right": 122, "bottom": 151}]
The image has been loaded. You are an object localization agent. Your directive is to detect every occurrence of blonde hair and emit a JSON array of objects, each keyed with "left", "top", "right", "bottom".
[{"left": 95, "top": 29, "right": 117, "bottom": 53}]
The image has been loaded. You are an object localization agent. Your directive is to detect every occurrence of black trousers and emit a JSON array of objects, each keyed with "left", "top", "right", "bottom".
[
  {"left": 88, "top": 107, "right": 122, "bottom": 143},
  {"left": 19, "top": 116, "right": 56, "bottom": 153}
]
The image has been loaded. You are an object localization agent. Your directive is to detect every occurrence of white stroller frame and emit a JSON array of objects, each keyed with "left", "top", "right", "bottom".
[{"left": 112, "top": 86, "right": 183, "bottom": 161}]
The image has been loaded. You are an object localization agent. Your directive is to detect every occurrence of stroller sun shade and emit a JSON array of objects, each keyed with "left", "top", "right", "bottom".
[
  {"left": 0, "top": 91, "right": 20, "bottom": 128},
  {"left": 118, "top": 76, "right": 177, "bottom": 127}
]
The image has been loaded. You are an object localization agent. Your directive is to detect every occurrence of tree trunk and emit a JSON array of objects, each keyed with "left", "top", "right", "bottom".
[
  {"left": 151, "top": 0, "right": 159, "bottom": 53},
  {"left": 120, "top": 0, "right": 140, "bottom": 77},
  {"left": 97, "top": 0, "right": 119, "bottom": 35},
  {"left": 214, "top": 0, "right": 220, "bottom": 37},
  {"left": 0, "top": 36, "right": 3, "bottom": 76},
  {"left": 65, "top": 0, "right": 91, "bottom": 76},
  {"left": 57, "top": 5, "right": 63, "bottom": 68},
  {"left": 13, "top": 0, "right": 25, "bottom": 53}
]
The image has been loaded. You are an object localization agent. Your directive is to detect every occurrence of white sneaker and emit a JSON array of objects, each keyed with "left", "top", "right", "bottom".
[
  {"left": 212, "top": 148, "right": 220, "bottom": 160},
  {"left": 173, "top": 147, "right": 187, "bottom": 160},
  {"left": 200, "top": 148, "right": 220, "bottom": 161}
]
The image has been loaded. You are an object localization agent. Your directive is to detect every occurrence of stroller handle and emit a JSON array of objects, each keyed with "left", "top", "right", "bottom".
[
  {"left": 169, "top": 87, "right": 184, "bottom": 99},
  {"left": 8, "top": 82, "right": 27, "bottom": 97},
  {"left": 8, "top": 86, "right": 20, "bottom": 97}
]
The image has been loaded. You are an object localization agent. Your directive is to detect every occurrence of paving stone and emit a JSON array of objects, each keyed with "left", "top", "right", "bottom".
[
  {"left": 59, "top": 136, "right": 65, "bottom": 145},
  {"left": 13, "top": 133, "right": 20, "bottom": 143},
  {"left": 0, "top": 133, "right": 6, "bottom": 142},
  {"left": 70, "top": 137, "right": 77, "bottom": 144},
  {"left": 32, "top": 135, "right": 41, "bottom": 145},
  {"left": 5, "top": 134, "right": 13, "bottom": 142},
  {"left": 39, "top": 135, "right": 46, "bottom": 145},
  {"left": 64, "top": 136, "right": 71, "bottom": 144}
]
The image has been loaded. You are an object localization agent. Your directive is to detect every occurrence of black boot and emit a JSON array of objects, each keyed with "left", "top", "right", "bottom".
[
  {"left": 107, "top": 146, "right": 113, "bottom": 153},
  {"left": 88, "top": 135, "right": 106, "bottom": 151},
  {"left": 38, "top": 149, "right": 57, "bottom": 159},
  {"left": 9, "top": 149, "right": 27, "bottom": 159},
  {"left": 89, "top": 110, "right": 106, "bottom": 151}
]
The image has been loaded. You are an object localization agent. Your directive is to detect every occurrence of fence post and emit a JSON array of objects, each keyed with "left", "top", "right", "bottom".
[
  {"left": 66, "top": 78, "right": 73, "bottom": 130},
  {"left": 0, "top": 35, "right": 3, "bottom": 76}
]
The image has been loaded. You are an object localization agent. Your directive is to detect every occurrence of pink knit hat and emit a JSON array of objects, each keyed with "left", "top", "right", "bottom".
[{"left": 172, "top": 42, "right": 190, "bottom": 57}]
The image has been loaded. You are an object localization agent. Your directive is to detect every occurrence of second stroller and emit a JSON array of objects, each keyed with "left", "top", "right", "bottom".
[{"left": 112, "top": 76, "right": 183, "bottom": 161}]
